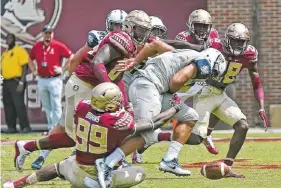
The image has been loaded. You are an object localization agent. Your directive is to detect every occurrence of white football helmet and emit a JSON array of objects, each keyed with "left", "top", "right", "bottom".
[
  {"left": 187, "top": 9, "right": 212, "bottom": 43},
  {"left": 106, "top": 9, "right": 128, "bottom": 32},
  {"left": 150, "top": 16, "right": 167, "bottom": 39},
  {"left": 124, "top": 10, "right": 152, "bottom": 45},
  {"left": 223, "top": 23, "right": 250, "bottom": 56},
  {"left": 197, "top": 48, "right": 227, "bottom": 81},
  {"left": 91, "top": 82, "right": 123, "bottom": 113}
]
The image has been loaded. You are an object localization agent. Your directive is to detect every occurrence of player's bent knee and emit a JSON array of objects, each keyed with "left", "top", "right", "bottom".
[
  {"left": 140, "top": 130, "right": 159, "bottom": 146},
  {"left": 49, "top": 124, "right": 65, "bottom": 135},
  {"left": 233, "top": 119, "right": 249, "bottom": 132},
  {"left": 186, "top": 133, "right": 203, "bottom": 145}
]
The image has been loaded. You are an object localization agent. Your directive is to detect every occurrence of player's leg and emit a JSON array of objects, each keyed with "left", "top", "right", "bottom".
[
  {"left": 3, "top": 163, "right": 59, "bottom": 188},
  {"left": 192, "top": 93, "right": 221, "bottom": 154},
  {"left": 212, "top": 93, "right": 248, "bottom": 178},
  {"left": 15, "top": 75, "right": 92, "bottom": 171},
  {"left": 158, "top": 93, "right": 198, "bottom": 176}
]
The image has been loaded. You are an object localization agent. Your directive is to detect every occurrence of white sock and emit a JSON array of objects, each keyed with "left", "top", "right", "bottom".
[
  {"left": 105, "top": 148, "right": 125, "bottom": 168},
  {"left": 163, "top": 141, "right": 183, "bottom": 161},
  {"left": 40, "top": 150, "right": 52, "bottom": 160}
]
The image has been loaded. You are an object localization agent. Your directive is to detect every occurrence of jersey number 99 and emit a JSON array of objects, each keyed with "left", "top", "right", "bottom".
[{"left": 76, "top": 118, "right": 108, "bottom": 154}]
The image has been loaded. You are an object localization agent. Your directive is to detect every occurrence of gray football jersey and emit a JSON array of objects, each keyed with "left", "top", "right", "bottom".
[{"left": 136, "top": 49, "right": 200, "bottom": 93}]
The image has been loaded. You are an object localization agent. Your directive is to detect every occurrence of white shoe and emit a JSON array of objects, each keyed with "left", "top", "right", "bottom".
[
  {"left": 159, "top": 158, "right": 191, "bottom": 176},
  {"left": 14, "top": 141, "right": 30, "bottom": 172},
  {"left": 95, "top": 158, "right": 112, "bottom": 188},
  {"left": 3, "top": 180, "right": 15, "bottom": 188}
]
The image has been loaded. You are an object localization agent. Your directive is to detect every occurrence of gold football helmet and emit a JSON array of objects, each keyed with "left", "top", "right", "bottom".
[
  {"left": 91, "top": 82, "right": 123, "bottom": 112},
  {"left": 124, "top": 10, "right": 152, "bottom": 45},
  {"left": 187, "top": 9, "right": 212, "bottom": 43},
  {"left": 150, "top": 16, "right": 167, "bottom": 39},
  {"left": 223, "top": 23, "right": 250, "bottom": 56}
]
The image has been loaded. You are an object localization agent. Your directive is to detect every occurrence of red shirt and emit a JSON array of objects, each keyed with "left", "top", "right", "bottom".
[
  {"left": 30, "top": 40, "right": 72, "bottom": 77},
  {"left": 74, "top": 100, "right": 135, "bottom": 165}
]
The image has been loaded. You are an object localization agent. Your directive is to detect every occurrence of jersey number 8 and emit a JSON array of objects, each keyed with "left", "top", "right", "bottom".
[
  {"left": 222, "top": 62, "right": 242, "bottom": 84},
  {"left": 76, "top": 117, "right": 108, "bottom": 154}
]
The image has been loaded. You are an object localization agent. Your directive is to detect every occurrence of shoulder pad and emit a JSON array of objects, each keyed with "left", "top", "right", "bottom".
[
  {"left": 209, "top": 38, "right": 223, "bottom": 50},
  {"left": 209, "top": 28, "right": 219, "bottom": 39},
  {"left": 243, "top": 45, "right": 258, "bottom": 63},
  {"left": 110, "top": 108, "right": 135, "bottom": 130},
  {"left": 175, "top": 31, "right": 191, "bottom": 41},
  {"left": 108, "top": 31, "right": 134, "bottom": 55},
  {"left": 87, "top": 30, "right": 107, "bottom": 48},
  {"left": 74, "top": 100, "right": 90, "bottom": 114}
]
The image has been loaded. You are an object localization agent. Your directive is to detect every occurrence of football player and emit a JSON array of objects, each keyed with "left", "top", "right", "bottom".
[
  {"left": 189, "top": 23, "right": 268, "bottom": 177},
  {"left": 176, "top": 9, "right": 219, "bottom": 45},
  {"left": 175, "top": 9, "right": 220, "bottom": 154},
  {"left": 29, "top": 9, "right": 128, "bottom": 171},
  {"left": 122, "top": 16, "right": 169, "bottom": 164},
  {"left": 96, "top": 46, "right": 227, "bottom": 187},
  {"left": 4, "top": 82, "right": 181, "bottom": 188},
  {"left": 13, "top": 10, "right": 153, "bottom": 172}
]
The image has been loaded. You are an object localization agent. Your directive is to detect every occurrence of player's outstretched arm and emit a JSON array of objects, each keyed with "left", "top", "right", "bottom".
[
  {"left": 163, "top": 39, "right": 204, "bottom": 51},
  {"left": 115, "top": 40, "right": 174, "bottom": 72},
  {"left": 69, "top": 44, "right": 92, "bottom": 75},
  {"left": 169, "top": 63, "right": 198, "bottom": 93},
  {"left": 129, "top": 105, "right": 181, "bottom": 135},
  {"left": 248, "top": 64, "right": 269, "bottom": 131}
]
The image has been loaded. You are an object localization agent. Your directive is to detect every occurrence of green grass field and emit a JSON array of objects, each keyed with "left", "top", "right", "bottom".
[{"left": 1, "top": 133, "right": 281, "bottom": 188}]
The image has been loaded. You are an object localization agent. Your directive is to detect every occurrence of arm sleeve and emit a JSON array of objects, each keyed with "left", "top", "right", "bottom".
[
  {"left": 29, "top": 45, "right": 36, "bottom": 60},
  {"left": 59, "top": 43, "right": 73, "bottom": 58}
]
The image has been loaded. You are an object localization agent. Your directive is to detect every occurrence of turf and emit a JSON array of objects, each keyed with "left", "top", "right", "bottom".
[{"left": 1, "top": 133, "right": 281, "bottom": 188}]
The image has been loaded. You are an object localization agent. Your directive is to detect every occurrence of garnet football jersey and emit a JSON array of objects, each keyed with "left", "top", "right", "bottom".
[
  {"left": 74, "top": 100, "right": 135, "bottom": 165},
  {"left": 207, "top": 39, "right": 258, "bottom": 90}
]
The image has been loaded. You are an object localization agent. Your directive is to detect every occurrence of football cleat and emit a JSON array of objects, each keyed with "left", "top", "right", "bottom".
[
  {"left": 14, "top": 141, "right": 30, "bottom": 172},
  {"left": 159, "top": 158, "right": 191, "bottom": 176},
  {"left": 3, "top": 180, "right": 15, "bottom": 188},
  {"left": 3, "top": 176, "right": 28, "bottom": 188},
  {"left": 31, "top": 156, "right": 45, "bottom": 170},
  {"left": 131, "top": 150, "right": 143, "bottom": 164},
  {"left": 204, "top": 135, "right": 219, "bottom": 155},
  {"left": 95, "top": 158, "right": 113, "bottom": 188}
]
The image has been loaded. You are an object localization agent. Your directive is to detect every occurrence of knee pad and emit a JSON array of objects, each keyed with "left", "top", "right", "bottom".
[
  {"left": 234, "top": 119, "right": 249, "bottom": 132},
  {"left": 186, "top": 133, "right": 203, "bottom": 145},
  {"left": 140, "top": 129, "right": 161, "bottom": 146}
]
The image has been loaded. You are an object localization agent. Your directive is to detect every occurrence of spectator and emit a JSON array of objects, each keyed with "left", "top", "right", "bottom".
[
  {"left": 28, "top": 25, "right": 73, "bottom": 131},
  {"left": 1, "top": 33, "right": 31, "bottom": 133}
]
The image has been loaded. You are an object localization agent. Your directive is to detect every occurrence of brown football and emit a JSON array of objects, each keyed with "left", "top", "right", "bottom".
[{"left": 200, "top": 162, "right": 230, "bottom": 180}]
